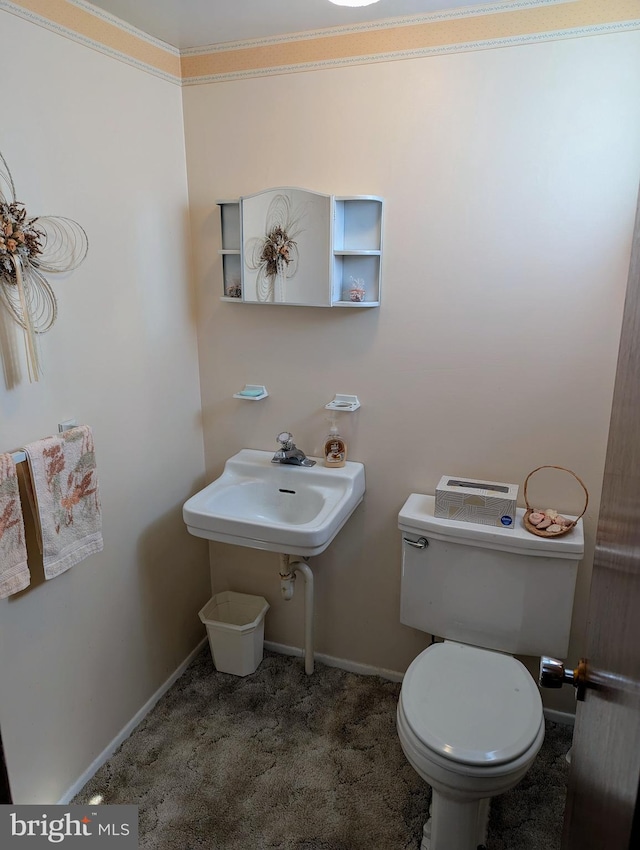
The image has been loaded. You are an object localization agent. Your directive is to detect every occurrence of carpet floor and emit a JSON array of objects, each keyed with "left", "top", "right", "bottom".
[{"left": 74, "top": 648, "right": 572, "bottom": 849}]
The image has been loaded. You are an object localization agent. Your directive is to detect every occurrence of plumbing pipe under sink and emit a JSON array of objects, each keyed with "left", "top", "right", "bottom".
[{"left": 279, "top": 553, "right": 315, "bottom": 675}]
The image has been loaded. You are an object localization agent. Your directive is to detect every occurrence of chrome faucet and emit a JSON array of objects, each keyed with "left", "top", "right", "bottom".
[{"left": 271, "top": 432, "right": 316, "bottom": 467}]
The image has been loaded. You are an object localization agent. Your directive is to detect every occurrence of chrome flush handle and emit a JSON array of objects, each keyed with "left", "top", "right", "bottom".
[{"left": 404, "top": 537, "right": 429, "bottom": 549}]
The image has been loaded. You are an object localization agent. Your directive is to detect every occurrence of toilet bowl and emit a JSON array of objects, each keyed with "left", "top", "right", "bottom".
[
  {"left": 397, "top": 493, "right": 583, "bottom": 850},
  {"left": 397, "top": 641, "right": 545, "bottom": 850}
]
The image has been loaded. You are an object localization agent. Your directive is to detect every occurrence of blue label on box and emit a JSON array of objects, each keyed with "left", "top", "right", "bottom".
[{"left": 500, "top": 515, "right": 513, "bottom": 527}]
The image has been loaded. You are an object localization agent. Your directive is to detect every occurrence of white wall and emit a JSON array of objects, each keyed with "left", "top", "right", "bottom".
[
  {"left": 0, "top": 13, "right": 210, "bottom": 802},
  {"left": 183, "top": 33, "right": 640, "bottom": 708}
]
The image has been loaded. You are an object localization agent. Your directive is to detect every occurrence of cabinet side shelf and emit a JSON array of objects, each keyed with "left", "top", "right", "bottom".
[
  {"left": 333, "top": 300, "right": 380, "bottom": 308},
  {"left": 334, "top": 249, "right": 381, "bottom": 256}
]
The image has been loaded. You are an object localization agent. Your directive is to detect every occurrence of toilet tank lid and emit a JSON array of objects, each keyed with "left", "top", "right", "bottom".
[{"left": 399, "top": 494, "right": 584, "bottom": 558}]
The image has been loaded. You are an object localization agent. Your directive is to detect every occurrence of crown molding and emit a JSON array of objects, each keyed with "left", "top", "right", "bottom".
[
  {"left": 181, "top": 19, "right": 640, "bottom": 86},
  {"left": 0, "top": 0, "right": 181, "bottom": 84},
  {"left": 181, "top": 1, "right": 574, "bottom": 56},
  {"left": 1, "top": 0, "right": 638, "bottom": 87}
]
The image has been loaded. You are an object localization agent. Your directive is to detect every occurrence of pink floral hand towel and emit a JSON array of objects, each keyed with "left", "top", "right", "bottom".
[
  {"left": 24, "top": 425, "right": 103, "bottom": 580},
  {"left": 0, "top": 452, "right": 30, "bottom": 598}
]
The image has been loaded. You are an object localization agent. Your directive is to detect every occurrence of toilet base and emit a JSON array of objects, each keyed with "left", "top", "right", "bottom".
[
  {"left": 421, "top": 794, "right": 490, "bottom": 850},
  {"left": 397, "top": 693, "right": 545, "bottom": 850}
]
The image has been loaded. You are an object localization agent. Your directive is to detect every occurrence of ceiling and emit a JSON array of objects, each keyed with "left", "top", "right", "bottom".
[{"left": 85, "top": 0, "right": 507, "bottom": 50}]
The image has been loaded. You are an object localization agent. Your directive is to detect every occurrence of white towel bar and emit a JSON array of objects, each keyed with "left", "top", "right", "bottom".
[{"left": 8, "top": 419, "right": 77, "bottom": 464}]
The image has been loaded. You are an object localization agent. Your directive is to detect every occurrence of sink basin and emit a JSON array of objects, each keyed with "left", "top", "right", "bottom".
[{"left": 183, "top": 449, "right": 365, "bottom": 557}]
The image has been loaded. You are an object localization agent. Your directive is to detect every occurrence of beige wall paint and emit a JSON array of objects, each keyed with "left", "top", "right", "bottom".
[
  {"left": 183, "top": 32, "right": 640, "bottom": 709},
  {"left": 0, "top": 12, "right": 210, "bottom": 802},
  {"left": 2, "top": 8, "right": 639, "bottom": 808}
]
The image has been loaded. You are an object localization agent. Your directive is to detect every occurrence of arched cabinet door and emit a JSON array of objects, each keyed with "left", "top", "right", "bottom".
[{"left": 242, "top": 187, "right": 332, "bottom": 306}]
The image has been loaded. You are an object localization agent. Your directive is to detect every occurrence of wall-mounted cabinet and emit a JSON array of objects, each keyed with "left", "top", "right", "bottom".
[{"left": 217, "top": 189, "right": 383, "bottom": 308}]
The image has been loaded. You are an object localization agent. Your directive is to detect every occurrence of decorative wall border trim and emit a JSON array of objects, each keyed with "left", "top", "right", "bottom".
[
  {"left": 181, "top": 0, "right": 576, "bottom": 56},
  {"left": 1, "top": 0, "right": 638, "bottom": 87},
  {"left": 0, "top": 0, "right": 181, "bottom": 84},
  {"left": 181, "top": 18, "right": 640, "bottom": 86}
]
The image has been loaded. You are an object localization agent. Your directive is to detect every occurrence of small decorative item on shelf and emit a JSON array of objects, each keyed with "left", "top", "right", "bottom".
[
  {"left": 523, "top": 465, "right": 589, "bottom": 538},
  {"left": 347, "top": 276, "right": 365, "bottom": 302},
  {"left": 225, "top": 278, "right": 242, "bottom": 298}
]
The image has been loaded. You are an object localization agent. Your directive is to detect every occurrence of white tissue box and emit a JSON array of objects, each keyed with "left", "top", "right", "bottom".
[{"left": 434, "top": 475, "right": 519, "bottom": 529}]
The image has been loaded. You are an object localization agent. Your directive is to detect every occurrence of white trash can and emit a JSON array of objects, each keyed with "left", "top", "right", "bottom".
[{"left": 199, "top": 591, "right": 270, "bottom": 676}]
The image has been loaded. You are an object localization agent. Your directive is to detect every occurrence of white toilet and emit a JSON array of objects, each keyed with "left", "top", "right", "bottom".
[{"left": 397, "top": 493, "right": 583, "bottom": 850}]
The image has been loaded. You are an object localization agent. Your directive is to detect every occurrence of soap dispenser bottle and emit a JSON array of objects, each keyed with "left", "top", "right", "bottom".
[{"left": 324, "top": 417, "right": 347, "bottom": 468}]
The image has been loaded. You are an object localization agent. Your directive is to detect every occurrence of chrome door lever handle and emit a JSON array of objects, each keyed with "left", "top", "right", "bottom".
[
  {"left": 404, "top": 537, "right": 429, "bottom": 549},
  {"left": 539, "top": 656, "right": 589, "bottom": 701}
]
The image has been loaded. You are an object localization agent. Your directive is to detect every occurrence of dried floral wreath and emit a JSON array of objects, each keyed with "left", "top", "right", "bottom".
[
  {"left": 0, "top": 149, "right": 88, "bottom": 381},
  {"left": 245, "top": 194, "right": 302, "bottom": 302}
]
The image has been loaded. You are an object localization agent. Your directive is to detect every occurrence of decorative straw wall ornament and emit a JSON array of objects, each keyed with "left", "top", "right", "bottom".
[{"left": 0, "top": 150, "right": 88, "bottom": 381}]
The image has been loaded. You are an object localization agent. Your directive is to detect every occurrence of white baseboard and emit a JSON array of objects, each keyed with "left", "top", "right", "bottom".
[
  {"left": 59, "top": 637, "right": 575, "bottom": 804},
  {"left": 264, "top": 640, "right": 404, "bottom": 683},
  {"left": 543, "top": 708, "right": 575, "bottom": 727},
  {"left": 57, "top": 637, "right": 208, "bottom": 804},
  {"left": 266, "top": 642, "right": 578, "bottom": 725},
  {"left": 61, "top": 638, "right": 398, "bottom": 805}
]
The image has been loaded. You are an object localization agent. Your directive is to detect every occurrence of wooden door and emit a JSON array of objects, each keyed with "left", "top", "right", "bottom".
[
  {"left": 0, "top": 733, "right": 11, "bottom": 803},
  {"left": 563, "top": 186, "right": 640, "bottom": 848}
]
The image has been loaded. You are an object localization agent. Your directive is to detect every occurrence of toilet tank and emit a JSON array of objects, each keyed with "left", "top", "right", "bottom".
[{"left": 398, "top": 494, "right": 584, "bottom": 658}]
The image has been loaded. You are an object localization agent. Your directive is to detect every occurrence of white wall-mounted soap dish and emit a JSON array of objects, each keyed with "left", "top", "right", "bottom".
[
  {"left": 325, "top": 394, "right": 360, "bottom": 412},
  {"left": 233, "top": 385, "right": 269, "bottom": 400}
]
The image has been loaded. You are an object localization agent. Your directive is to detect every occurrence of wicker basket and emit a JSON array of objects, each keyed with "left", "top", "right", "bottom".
[{"left": 523, "top": 465, "right": 589, "bottom": 538}]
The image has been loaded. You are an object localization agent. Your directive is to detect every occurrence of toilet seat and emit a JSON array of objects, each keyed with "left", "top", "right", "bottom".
[{"left": 401, "top": 641, "right": 543, "bottom": 766}]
